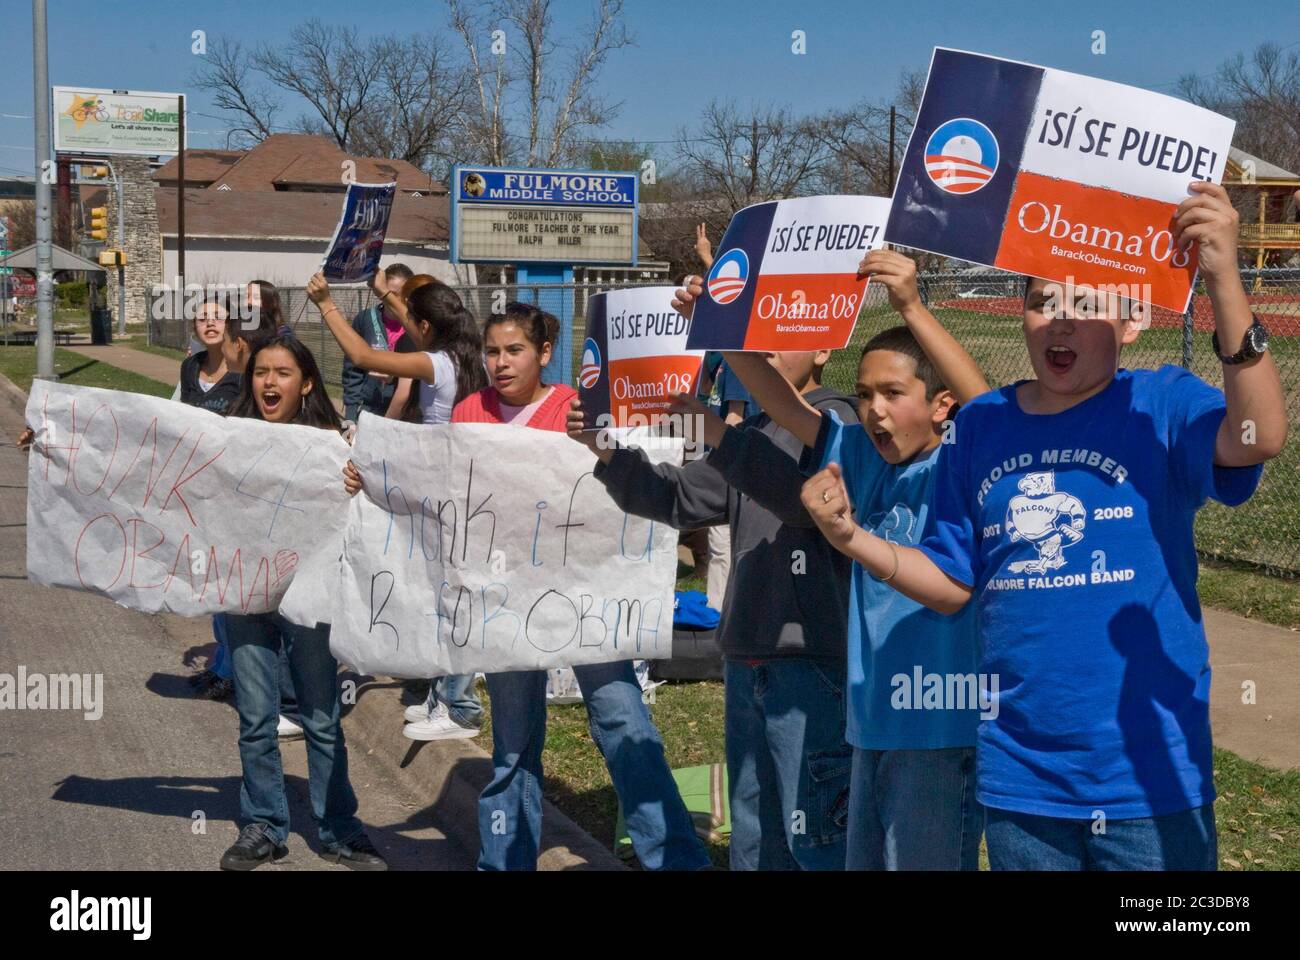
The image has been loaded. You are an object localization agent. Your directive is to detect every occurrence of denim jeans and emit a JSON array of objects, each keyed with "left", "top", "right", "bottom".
[
  {"left": 226, "top": 612, "right": 363, "bottom": 847},
  {"left": 725, "top": 658, "right": 851, "bottom": 871},
  {"left": 209, "top": 614, "right": 232, "bottom": 681},
  {"left": 478, "top": 658, "right": 709, "bottom": 871},
  {"left": 985, "top": 803, "right": 1218, "bottom": 870},
  {"left": 847, "top": 746, "right": 982, "bottom": 870},
  {"left": 435, "top": 674, "right": 483, "bottom": 728},
  {"left": 277, "top": 645, "right": 300, "bottom": 726}
]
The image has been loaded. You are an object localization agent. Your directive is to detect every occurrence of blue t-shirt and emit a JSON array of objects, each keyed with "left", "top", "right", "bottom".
[
  {"left": 919, "top": 366, "right": 1263, "bottom": 819},
  {"left": 812, "top": 410, "right": 980, "bottom": 751},
  {"left": 705, "top": 357, "right": 760, "bottom": 421}
]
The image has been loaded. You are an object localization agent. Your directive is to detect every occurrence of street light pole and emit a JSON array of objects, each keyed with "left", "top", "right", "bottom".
[
  {"left": 104, "top": 159, "right": 126, "bottom": 336},
  {"left": 32, "top": 0, "right": 54, "bottom": 380}
]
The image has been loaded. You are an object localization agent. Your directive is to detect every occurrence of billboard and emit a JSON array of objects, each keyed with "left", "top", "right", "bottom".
[
  {"left": 52, "top": 87, "right": 184, "bottom": 156},
  {"left": 450, "top": 165, "right": 638, "bottom": 265}
]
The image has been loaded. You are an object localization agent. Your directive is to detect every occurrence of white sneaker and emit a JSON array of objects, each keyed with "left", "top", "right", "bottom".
[
  {"left": 403, "top": 687, "right": 435, "bottom": 724},
  {"left": 277, "top": 715, "right": 304, "bottom": 739},
  {"left": 401, "top": 699, "right": 480, "bottom": 741}
]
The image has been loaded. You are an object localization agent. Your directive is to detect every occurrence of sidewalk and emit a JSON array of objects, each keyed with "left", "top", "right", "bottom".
[
  {"left": 0, "top": 371, "right": 622, "bottom": 870},
  {"left": 1206, "top": 609, "right": 1300, "bottom": 770},
  {"left": 62, "top": 342, "right": 180, "bottom": 386}
]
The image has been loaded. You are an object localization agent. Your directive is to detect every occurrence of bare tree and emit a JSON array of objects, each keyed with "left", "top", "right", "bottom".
[
  {"left": 812, "top": 68, "right": 924, "bottom": 195},
  {"left": 251, "top": 20, "right": 384, "bottom": 152},
  {"left": 674, "top": 101, "right": 827, "bottom": 214},
  {"left": 191, "top": 37, "right": 279, "bottom": 147},
  {"left": 1178, "top": 43, "right": 1300, "bottom": 178},
  {"left": 447, "top": 0, "right": 632, "bottom": 167},
  {"left": 192, "top": 22, "right": 469, "bottom": 173}
]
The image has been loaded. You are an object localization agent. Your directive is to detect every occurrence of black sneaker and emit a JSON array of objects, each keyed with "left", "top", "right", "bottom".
[
  {"left": 188, "top": 669, "right": 217, "bottom": 688},
  {"left": 220, "top": 823, "right": 288, "bottom": 871},
  {"left": 198, "top": 677, "right": 235, "bottom": 701},
  {"left": 320, "top": 832, "right": 388, "bottom": 871}
]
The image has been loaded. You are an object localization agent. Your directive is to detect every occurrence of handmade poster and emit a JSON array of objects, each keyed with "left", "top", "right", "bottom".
[
  {"left": 579, "top": 285, "right": 703, "bottom": 430},
  {"left": 321, "top": 181, "right": 397, "bottom": 283},
  {"left": 685, "top": 195, "right": 891, "bottom": 351},
  {"left": 25, "top": 381, "right": 351, "bottom": 615},
  {"left": 319, "top": 416, "right": 680, "bottom": 677},
  {"left": 884, "top": 48, "right": 1236, "bottom": 312}
]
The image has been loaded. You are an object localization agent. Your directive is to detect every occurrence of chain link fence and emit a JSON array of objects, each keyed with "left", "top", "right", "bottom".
[{"left": 148, "top": 268, "right": 1300, "bottom": 575}]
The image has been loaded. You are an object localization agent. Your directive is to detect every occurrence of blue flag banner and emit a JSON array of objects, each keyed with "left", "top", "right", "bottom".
[{"left": 321, "top": 182, "right": 397, "bottom": 282}]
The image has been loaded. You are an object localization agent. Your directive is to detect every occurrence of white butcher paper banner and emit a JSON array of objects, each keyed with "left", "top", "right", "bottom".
[
  {"left": 25, "top": 380, "right": 351, "bottom": 615},
  {"left": 320, "top": 413, "right": 681, "bottom": 677}
]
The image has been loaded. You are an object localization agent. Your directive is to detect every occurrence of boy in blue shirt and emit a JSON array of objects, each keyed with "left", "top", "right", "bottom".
[
  {"left": 801, "top": 182, "right": 1287, "bottom": 869},
  {"left": 689, "top": 249, "right": 992, "bottom": 869}
]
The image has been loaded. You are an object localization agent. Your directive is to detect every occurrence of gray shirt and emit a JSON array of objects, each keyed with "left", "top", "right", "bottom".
[{"left": 593, "top": 387, "right": 857, "bottom": 662}]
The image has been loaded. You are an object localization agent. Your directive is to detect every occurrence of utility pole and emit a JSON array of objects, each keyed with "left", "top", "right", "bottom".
[
  {"left": 32, "top": 0, "right": 54, "bottom": 381},
  {"left": 888, "top": 106, "right": 897, "bottom": 193},
  {"left": 177, "top": 94, "right": 185, "bottom": 295}
]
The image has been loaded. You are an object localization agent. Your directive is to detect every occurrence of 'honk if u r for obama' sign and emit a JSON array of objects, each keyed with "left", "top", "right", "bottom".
[{"left": 885, "top": 48, "right": 1235, "bottom": 312}]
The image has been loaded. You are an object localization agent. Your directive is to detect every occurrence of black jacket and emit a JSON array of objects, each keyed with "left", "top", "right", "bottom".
[
  {"left": 341, "top": 306, "right": 398, "bottom": 419},
  {"left": 593, "top": 386, "right": 857, "bottom": 662},
  {"left": 179, "top": 351, "right": 241, "bottom": 415}
]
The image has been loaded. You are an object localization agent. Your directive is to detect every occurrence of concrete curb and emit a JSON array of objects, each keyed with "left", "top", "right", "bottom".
[
  {"left": 340, "top": 672, "right": 625, "bottom": 871},
  {"left": 0, "top": 368, "right": 623, "bottom": 871}
]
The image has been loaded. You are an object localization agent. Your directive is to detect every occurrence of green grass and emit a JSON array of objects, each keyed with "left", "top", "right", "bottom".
[
  {"left": 477, "top": 677, "right": 731, "bottom": 868},
  {"left": 1196, "top": 560, "right": 1300, "bottom": 628},
  {"left": 0, "top": 345, "right": 172, "bottom": 399},
  {"left": 474, "top": 672, "right": 1300, "bottom": 870},
  {"left": 1213, "top": 748, "right": 1300, "bottom": 870}
]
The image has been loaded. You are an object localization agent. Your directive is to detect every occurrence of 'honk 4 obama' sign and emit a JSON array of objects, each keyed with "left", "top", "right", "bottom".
[
  {"left": 886, "top": 48, "right": 1235, "bottom": 312},
  {"left": 25, "top": 382, "right": 351, "bottom": 615},
  {"left": 316, "top": 415, "right": 681, "bottom": 676},
  {"left": 686, "top": 195, "right": 891, "bottom": 352}
]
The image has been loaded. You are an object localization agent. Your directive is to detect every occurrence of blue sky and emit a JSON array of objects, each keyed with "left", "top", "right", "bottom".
[{"left": 2, "top": 0, "right": 1298, "bottom": 176}]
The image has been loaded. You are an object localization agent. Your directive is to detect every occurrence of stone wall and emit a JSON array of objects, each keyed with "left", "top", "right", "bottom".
[{"left": 103, "top": 155, "right": 160, "bottom": 326}]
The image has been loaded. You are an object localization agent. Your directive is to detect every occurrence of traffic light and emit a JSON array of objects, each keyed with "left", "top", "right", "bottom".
[
  {"left": 97, "top": 249, "right": 126, "bottom": 267},
  {"left": 89, "top": 206, "right": 109, "bottom": 241},
  {"left": 84, "top": 165, "right": 109, "bottom": 179}
]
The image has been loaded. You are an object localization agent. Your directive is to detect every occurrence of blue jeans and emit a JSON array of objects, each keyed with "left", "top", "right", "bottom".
[
  {"left": 847, "top": 746, "right": 982, "bottom": 870},
  {"left": 210, "top": 614, "right": 232, "bottom": 681},
  {"left": 226, "top": 612, "right": 363, "bottom": 847},
  {"left": 435, "top": 674, "right": 482, "bottom": 728},
  {"left": 985, "top": 804, "right": 1218, "bottom": 870},
  {"left": 725, "top": 658, "right": 851, "bottom": 871},
  {"left": 478, "top": 659, "right": 709, "bottom": 871}
]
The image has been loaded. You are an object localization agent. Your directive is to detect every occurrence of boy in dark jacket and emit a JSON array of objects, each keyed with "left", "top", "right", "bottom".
[
  {"left": 341, "top": 263, "right": 413, "bottom": 421},
  {"left": 569, "top": 350, "right": 857, "bottom": 870}
]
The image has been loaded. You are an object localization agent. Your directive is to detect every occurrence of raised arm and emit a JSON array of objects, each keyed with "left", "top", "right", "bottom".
[
  {"left": 860, "top": 250, "right": 990, "bottom": 405},
  {"left": 306, "top": 273, "right": 434, "bottom": 382},
  {"left": 369, "top": 270, "right": 424, "bottom": 346},
  {"left": 1172, "top": 181, "right": 1287, "bottom": 465}
]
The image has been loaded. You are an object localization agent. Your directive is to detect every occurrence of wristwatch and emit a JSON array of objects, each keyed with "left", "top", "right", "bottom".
[{"left": 1212, "top": 315, "right": 1270, "bottom": 365}]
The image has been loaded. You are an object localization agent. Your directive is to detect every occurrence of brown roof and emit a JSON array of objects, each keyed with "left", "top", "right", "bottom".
[
  {"left": 154, "top": 187, "right": 450, "bottom": 243},
  {"left": 152, "top": 149, "right": 244, "bottom": 186},
  {"left": 273, "top": 153, "right": 441, "bottom": 193},
  {"left": 152, "top": 134, "right": 444, "bottom": 194}
]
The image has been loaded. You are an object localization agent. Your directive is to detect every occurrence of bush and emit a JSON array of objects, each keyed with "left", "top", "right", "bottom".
[{"left": 55, "top": 280, "right": 88, "bottom": 309}]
